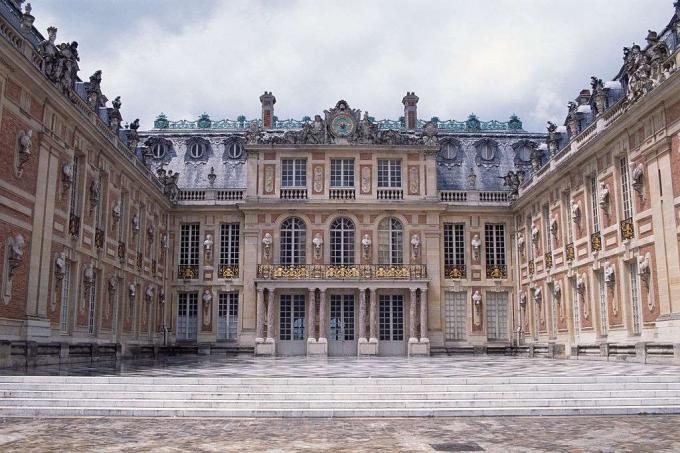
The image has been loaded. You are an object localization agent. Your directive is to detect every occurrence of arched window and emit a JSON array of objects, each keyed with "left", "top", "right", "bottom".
[
  {"left": 330, "top": 217, "right": 355, "bottom": 265},
  {"left": 280, "top": 217, "right": 306, "bottom": 265},
  {"left": 151, "top": 143, "right": 166, "bottom": 159},
  {"left": 439, "top": 141, "right": 459, "bottom": 160},
  {"left": 479, "top": 141, "right": 495, "bottom": 160},
  {"left": 189, "top": 142, "right": 206, "bottom": 159},
  {"left": 227, "top": 141, "right": 243, "bottom": 159},
  {"left": 378, "top": 218, "right": 403, "bottom": 265}
]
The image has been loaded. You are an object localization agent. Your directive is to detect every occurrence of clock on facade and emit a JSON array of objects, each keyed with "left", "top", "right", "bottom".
[{"left": 330, "top": 113, "right": 356, "bottom": 138}]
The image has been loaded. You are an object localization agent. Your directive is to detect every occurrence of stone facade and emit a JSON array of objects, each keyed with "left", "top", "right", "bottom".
[{"left": 2, "top": 0, "right": 680, "bottom": 363}]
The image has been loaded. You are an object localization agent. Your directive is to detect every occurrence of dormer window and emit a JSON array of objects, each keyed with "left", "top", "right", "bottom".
[
  {"left": 474, "top": 138, "right": 501, "bottom": 168},
  {"left": 517, "top": 145, "right": 531, "bottom": 162},
  {"left": 440, "top": 141, "right": 459, "bottom": 160},
  {"left": 479, "top": 142, "right": 495, "bottom": 160},
  {"left": 151, "top": 143, "right": 166, "bottom": 159},
  {"left": 227, "top": 141, "right": 243, "bottom": 159},
  {"left": 189, "top": 142, "right": 206, "bottom": 159}
]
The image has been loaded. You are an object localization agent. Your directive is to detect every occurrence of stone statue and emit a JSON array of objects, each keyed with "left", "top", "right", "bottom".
[
  {"left": 598, "top": 183, "right": 610, "bottom": 210},
  {"left": 517, "top": 232, "right": 525, "bottom": 256},
  {"left": 576, "top": 274, "right": 586, "bottom": 294},
  {"left": 145, "top": 286, "right": 154, "bottom": 302},
  {"left": 54, "top": 252, "right": 66, "bottom": 281},
  {"left": 245, "top": 121, "right": 264, "bottom": 144},
  {"left": 604, "top": 263, "right": 615, "bottom": 285},
  {"left": 7, "top": 234, "right": 25, "bottom": 277},
  {"left": 553, "top": 281, "right": 562, "bottom": 299},
  {"left": 127, "top": 119, "right": 140, "bottom": 151},
  {"left": 533, "top": 287, "right": 542, "bottom": 303},
  {"left": 87, "top": 70, "right": 102, "bottom": 109},
  {"left": 471, "top": 234, "right": 481, "bottom": 261},
  {"left": 147, "top": 224, "right": 155, "bottom": 241},
  {"left": 112, "top": 200, "right": 121, "bottom": 223},
  {"left": 128, "top": 284, "right": 136, "bottom": 303},
  {"left": 631, "top": 162, "right": 645, "bottom": 197},
  {"left": 132, "top": 213, "right": 140, "bottom": 233},
  {"left": 500, "top": 170, "right": 525, "bottom": 197},
  {"left": 62, "top": 161, "right": 73, "bottom": 193},
  {"left": 519, "top": 292, "right": 527, "bottom": 307},
  {"left": 161, "top": 232, "right": 169, "bottom": 249},
  {"left": 546, "top": 121, "right": 559, "bottom": 155},
  {"left": 410, "top": 234, "right": 420, "bottom": 259},
  {"left": 472, "top": 291, "right": 482, "bottom": 305},
  {"left": 550, "top": 214, "right": 559, "bottom": 237},
  {"left": 361, "top": 234, "right": 372, "bottom": 260},
  {"left": 566, "top": 101, "right": 579, "bottom": 137},
  {"left": 202, "top": 289, "right": 212, "bottom": 327},
  {"left": 17, "top": 130, "right": 32, "bottom": 176},
  {"left": 531, "top": 224, "right": 540, "bottom": 245},
  {"left": 590, "top": 76, "right": 606, "bottom": 116},
  {"left": 89, "top": 178, "right": 101, "bottom": 211},
  {"left": 571, "top": 201, "right": 581, "bottom": 225},
  {"left": 37, "top": 27, "right": 59, "bottom": 81},
  {"left": 638, "top": 253, "right": 651, "bottom": 284},
  {"left": 110, "top": 96, "right": 122, "bottom": 131},
  {"left": 108, "top": 275, "right": 118, "bottom": 294}
]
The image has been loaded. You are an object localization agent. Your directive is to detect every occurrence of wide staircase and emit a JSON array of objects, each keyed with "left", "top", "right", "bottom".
[{"left": 2, "top": 374, "right": 680, "bottom": 417}]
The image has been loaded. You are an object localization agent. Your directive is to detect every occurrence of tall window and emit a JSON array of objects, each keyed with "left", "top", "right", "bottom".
[
  {"left": 218, "top": 293, "right": 239, "bottom": 340},
  {"left": 590, "top": 177, "right": 600, "bottom": 233},
  {"left": 280, "top": 217, "right": 306, "bottom": 265},
  {"left": 177, "top": 292, "right": 198, "bottom": 340},
  {"left": 525, "top": 216, "right": 533, "bottom": 260},
  {"left": 329, "top": 217, "right": 355, "bottom": 265},
  {"left": 379, "top": 294, "right": 404, "bottom": 341},
  {"left": 280, "top": 294, "right": 305, "bottom": 340},
  {"left": 563, "top": 190, "right": 573, "bottom": 244},
  {"left": 87, "top": 270, "right": 97, "bottom": 335},
  {"left": 179, "top": 223, "right": 200, "bottom": 266},
  {"left": 598, "top": 271, "right": 608, "bottom": 336},
  {"left": 543, "top": 204, "right": 551, "bottom": 253},
  {"left": 220, "top": 223, "right": 240, "bottom": 266},
  {"left": 445, "top": 291, "right": 467, "bottom": 340},
  {"left": 281, "top": 159, "right": 307, "bottom": 187},
  {"left": 620, "top": 156, "right": 633, "bottom": 220},
  {"left": 629, "top": 261, "right": 642, "bottom": 335},
  {"left": 117, "top": 195, "right": 126, "bottom": 242},
  {"left": 95, "top": 175, "right": 105, "bottom": 231},
  {"left": 69, "top": 156, "right": 80, "bottom": 216},
  {"left": 330, "top": 159, "right": 354, "bottom": 187},
  {"left": 377, "top": 159, "right": 401, "bottom": 188},
  {"left": 486, "top": 292, "right": 508, "bottom": 340},
  {"left": 59, "top": 262, "right": 71, "bottom": 333},
  {"left": 571, "top": 277, "right": 580, "bottom": 336},
  {"left": 444, "top": 223, "right": 465, "bottom": 268},
  {"left": 485, "top": 224, "right": 506, "bottom": 267},
  {"left": 378, "top": 218, "right": 403, "bottom": 264}
]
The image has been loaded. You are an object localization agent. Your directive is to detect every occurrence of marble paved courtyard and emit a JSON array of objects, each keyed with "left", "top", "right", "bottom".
[
  {"left": 4, "top": 354, "right": 679, "bottom": 377},
  {"left": 2, "top": 356, "right": 680, "bottom": 451}
]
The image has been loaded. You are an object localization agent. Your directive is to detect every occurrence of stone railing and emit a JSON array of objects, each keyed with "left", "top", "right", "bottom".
[
  {"left": 329, "top": 188, "right": 356, "bottom": 200},
  {"left": 176, "top": 189, "right": 245, "bottom": 204},
  {"left": 280, "top": 188, "right": 308, "bottom": 200},
  {"left": 376, "top": 188, "right": 404, "bottom": 200},
  {"left": 439, "top": 190, "right": 511, "bottom": 205},
  {"left": 257, "top": 264, "right": 427, "bottom": 280}
]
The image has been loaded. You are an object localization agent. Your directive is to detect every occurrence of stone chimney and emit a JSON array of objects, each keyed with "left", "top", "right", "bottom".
[
  {"left": 260, "top": 91, "right": 276, "bottom": 129},
  {"left": 402, "top": 92, "right": 419, "bottom": 130}
]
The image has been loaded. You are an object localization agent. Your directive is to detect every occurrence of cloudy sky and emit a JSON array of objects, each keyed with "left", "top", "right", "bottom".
[{"left": 31, "top": 0, "right": 672, "bottom": 132}]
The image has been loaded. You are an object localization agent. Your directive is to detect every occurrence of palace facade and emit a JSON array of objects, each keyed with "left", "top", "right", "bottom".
[{"left": 2, "top": 0, "right": 680, "bottom": 364}]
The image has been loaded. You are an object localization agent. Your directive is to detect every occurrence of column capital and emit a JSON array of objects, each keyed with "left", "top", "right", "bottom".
[{"left": 257, "top": 287, "right": 265, "bottom": 294}]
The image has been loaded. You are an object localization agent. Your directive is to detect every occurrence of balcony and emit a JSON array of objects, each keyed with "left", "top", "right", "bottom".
[
  {"left": 280, "top": 188, "right": 308, "bottom": 200},
  {"left": 257, "top": 264, "right": 427, "bottom": 280},
  {"left": 218, "top": 264, "right": 239, "bottom": 279},
  {"left": 68, "top": 214, "right": 81, "bottom": 238},
  {"left": 376, "top": 188, "right": 404, "bottom": 200},
  {"left": 329, "top": 188, "right": 356, "bottom": 200},
  {"left": 439, "top": 190, "right": 511, "bottom": 206},
  {"left": 486, "top": 264, "right": 507, "bottom": 279},
  {"left": 444, "top": 264, "right": 466, "bottom": 279},
  {"left": 178, "top": 265, "right": 199, "bottom": 279},
  {"left": 176, "top": 189, "right": 245, "bottom": 205}
]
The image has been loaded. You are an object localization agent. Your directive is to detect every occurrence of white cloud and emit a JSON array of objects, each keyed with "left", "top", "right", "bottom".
[{"left": 31, "top": 0, "right": 673, "bottom": 131}]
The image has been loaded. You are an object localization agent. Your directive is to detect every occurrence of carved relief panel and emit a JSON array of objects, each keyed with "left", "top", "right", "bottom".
[
  {"left": 312, "top": 164, "right": 324, "bottom": 195},
  {"left": 360, "top": 165, "right": 372, "bottom": 194},
  {"left": 407, "top": 165, "right": 420, "bottom": 195},
  {"left": 263, "top": 164, "right": 275, "bottom": 195}
]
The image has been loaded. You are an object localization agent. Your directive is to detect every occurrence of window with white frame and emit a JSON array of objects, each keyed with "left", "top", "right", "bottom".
[
  {"left": 377, "top": 217, "right": 403, "bottom": 264},
  {"left": 563, "top": 190, "right": 573, "bottom": 244},
  {"left": 281, "top": 159, "right": 307, "bottom": 187},
  {"left": 443, "top": 223, "right": 465, "bottom": 268},
  {"left": 87, "top": 269, "right": 97, "bottom": 335},
  {"left": 69, "top": 156, "right": 80, "bottom": 217},
  {"left": 330, "top": 159, "right": 354, "bottom": 187},
  {"left": 620, "top": 156, "right": 633, "bottom": 220},
  {"left": 177, "top": 292, "right": 198, "bottom": 340},
  {"left": 280, "top": 217, "right": 306, "bottom": 265},
  {"left": 330, "top": 217, "right": 355, "bottom": 265},
  {"left": 179, "top": 223, "right": 200, "bottom": 266},
  {"left": 219, "top": 223, "right": 240, "bottom": 266},
  {"left": 59, "top": 262, "right": 71, "bottom": 333},
  {"left": 590, "top": 177, "right": 600, "bottom": 233},
  {"left": 377, "top": 159, "right": 401, "bottom": 188},
  {"left": 485, "top": 224, "right": 506, "bottom": 267},
  {"left": 598, "top": 271, "right": 608, "bottom": 336},
  {"left": 444, "top": 291, "right": 467, "bottom": 340},
  {"left": 218, "top": 293, "right": 239, "bottom": 340},
  {"left": 189, "top": 142, "right": 206, "bottom": 159},
  {"left": 629, "top": 261, "right": 642, "bottom": 335},
  {"left": 543, "top": 204, "right": 551, "bottom": 253}
]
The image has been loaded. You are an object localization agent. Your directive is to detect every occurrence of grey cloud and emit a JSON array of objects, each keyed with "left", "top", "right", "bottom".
[{"left": 32, "top": 0, "right": 672, "bottom": 132}]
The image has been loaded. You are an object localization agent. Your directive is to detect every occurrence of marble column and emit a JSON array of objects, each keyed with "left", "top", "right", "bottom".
[
  {"left": 307, "top": 288, "right": 316, "bottom": 341},
  {"left": 420, "top": 287, "right": 429, "bottom": 341},
  {"left": 409, "top": 288, "right": 418, "bottom": 342},
  {"left": 369, "top": 288, "right": 378, "bottom": 342},
  {"left": 358, "top": 288, "right": 367, "bottom": 341},
  {"left": 255, "top": 287, "right": 264, "bottom": 341},
  {"left": 318, "top": 289, "right": 327, "bottom": 341},
  {"left": 266, "top": 288, "right": 275, "bottom": 342}
]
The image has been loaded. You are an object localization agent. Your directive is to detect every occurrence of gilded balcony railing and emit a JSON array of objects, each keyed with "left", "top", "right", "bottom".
[
  {"left": 591, "top": 232, "right": 602, "bottom": 253},
  {"left": 444, "top": 264, "right": 466, "bottom": 279},
  {"left": 178, "top": 265, "right": 199, "bottom": 279},
  {"left": 566, "top": 242, "right": 575, "bottom": 262},
  {"left": 257, "top": 264, "right": 427, "bottom": 280},
  {"left": 218, "top": 264, "right": 239, "bottom": 279},
  {"left": 620, "top": 218, "right": 634, "bottom": 240},
  {"left": 485, "top": 264, "right": 507, "bottom": 279}
]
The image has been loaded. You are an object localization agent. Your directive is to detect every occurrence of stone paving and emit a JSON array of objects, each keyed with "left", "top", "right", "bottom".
[
  {"left": 0, "top": 415, "right": 679, "bottom": 452},
  {"left": 4, "top": 354, "right": 678, "bottom": 377}
]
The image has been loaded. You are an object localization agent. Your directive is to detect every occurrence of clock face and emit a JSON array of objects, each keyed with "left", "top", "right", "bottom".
[{"left": 330, "top": 113, "right": 356, "bottom": 138}]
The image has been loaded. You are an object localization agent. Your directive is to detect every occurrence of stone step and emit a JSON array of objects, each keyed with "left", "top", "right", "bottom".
[
  {"left": 5, "top": 389, "right": 680, "bottom": 400},
  {"left": 4, "top": 383, "right": 680, "bottom": 393},
  {"left": 1, "top": 405, "right": 679, "bottom": 417},
  {"left": 2, "top": 397, "right": 679, "bottom": 409},
  {"left": 2, "top": 375, "right": 678, "bottom": 385}
]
